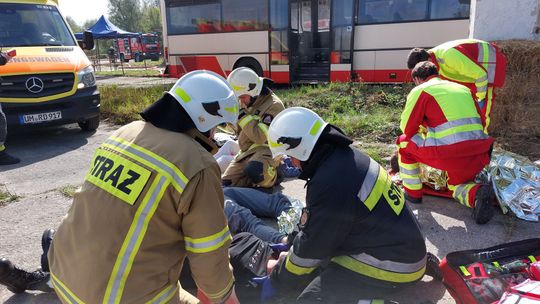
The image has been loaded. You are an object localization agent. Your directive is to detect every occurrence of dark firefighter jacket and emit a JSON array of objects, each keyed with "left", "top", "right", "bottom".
[{"left": 271, "top": 125, "right": 427, "bottom": 290}]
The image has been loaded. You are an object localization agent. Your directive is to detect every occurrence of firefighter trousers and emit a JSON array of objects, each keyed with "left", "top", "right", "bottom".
[
  {"left": 222, "top": 149, "right": 278, "bottom": 189},
  {"left": 397, "top": 135, "right": 490, "bottom": 208},
  {"left": 296, "top": 262, "right": 403, "bottom": 303}
]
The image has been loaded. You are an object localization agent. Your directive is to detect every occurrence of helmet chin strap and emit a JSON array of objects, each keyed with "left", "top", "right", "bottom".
[{"left": 186, "top": 129, "right": 219, "bottom": 155}]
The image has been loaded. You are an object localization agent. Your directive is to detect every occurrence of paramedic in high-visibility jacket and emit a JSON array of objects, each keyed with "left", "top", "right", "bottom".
[
  {"left": 407, "top": 39, "right": 506, "bottom": 133},
  {"left": 398, "top": 61, "right": 495, "bottom": 224},
  {"left": 222, "top": 67, "right": 285, "bottom": 188},
  {"left": 48, "top": 71, "right": 241, "bottom": 304},
  {"left": 256, "top": 107, "right": 431, "bottom": 303}
]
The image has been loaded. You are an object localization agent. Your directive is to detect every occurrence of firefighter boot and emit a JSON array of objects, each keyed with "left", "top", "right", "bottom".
[
  {"left": 0, "top": 150, "right": 20, "bottom": 165},
  {"left": 41, "top": 228, "right": 55, "bottom": 272},
  {"left": 472, "top": 185, "right": 494, "bottom": 225},
  {"left": 425, "top": 252, "right": 443, "bottom": 281},
  {"left": 0, "top": 258, "right": 52, "bottom": 293}
]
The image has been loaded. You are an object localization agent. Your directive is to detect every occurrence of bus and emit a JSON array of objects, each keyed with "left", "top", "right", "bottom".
[{"left": 160, "top": 0, "right": 470, "bottom": 83}]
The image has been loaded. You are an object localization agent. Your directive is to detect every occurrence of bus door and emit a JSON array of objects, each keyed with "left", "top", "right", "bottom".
[
  {"left": 289, "top": 0, "right": 331, "bottom": 83},
  {"left": 330, "top": 0, "right": 355, "bottom": 82}
]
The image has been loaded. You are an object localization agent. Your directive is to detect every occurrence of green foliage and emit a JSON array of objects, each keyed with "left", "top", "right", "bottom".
[
  {"left": 65, "top": 16, "right": 82, "bottom": 33},
  {"left": 108, "top": 0, "right": 143, "bottom": 32},
  {"left": 141, "top": 3, "right": 162, "bottom": 33}
]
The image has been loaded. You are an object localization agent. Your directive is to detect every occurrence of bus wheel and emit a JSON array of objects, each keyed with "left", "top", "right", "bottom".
[
  {"left": 235, "top": 58, "right": 263, "bottom": 76},
  {"left": 135, "top": 53, "right": 142, "bottom": 62},
  {"left": 78, "top": 115, "right": 100, "bottom": 131}
]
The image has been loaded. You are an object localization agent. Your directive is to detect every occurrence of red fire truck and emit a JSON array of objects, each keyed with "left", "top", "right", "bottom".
[{"left": 117, "top": 33, "right": 161, "bottom": 62}]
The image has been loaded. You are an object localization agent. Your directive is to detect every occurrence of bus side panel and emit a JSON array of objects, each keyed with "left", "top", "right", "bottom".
[
  {"left": 166, "top": 31, "right": 269, "bottom": 78},
  {"left": 330, "top": 64, "right": 352, "bottom": 82},
  {"left": 353, "top": 20, "right": 469, "bottom": 82},
  {"left": 270, "top": 65, "right": 290, "bottom": 84}
]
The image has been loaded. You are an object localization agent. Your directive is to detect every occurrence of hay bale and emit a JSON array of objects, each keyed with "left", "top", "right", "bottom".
[{"left": 489, "top": 40, "right": 540, "bottom": 160}]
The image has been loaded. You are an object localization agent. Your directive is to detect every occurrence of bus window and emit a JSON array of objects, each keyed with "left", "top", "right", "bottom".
[
  {"left": 270, "top": 0, "right": 289, "bottom": 65},
  {"left": 166, "top": 1, "right": 220, "bottom": 34},
  {"left": 430, "top": 0, "right": 470, "bottom": 19},
  {"left": 222, "top": 0, "right": 268, "bottom": 31},
  {"left": 332, "top": 0, "right": 354, "bottom": 64},
  {"left": 357, "top": 0, "right": 428, "bottom": 24}
]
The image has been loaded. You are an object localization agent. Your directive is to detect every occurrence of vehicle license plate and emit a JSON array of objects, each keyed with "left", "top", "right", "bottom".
[{"left": 20, "top": 111, "right": 62, "bottom": 124}]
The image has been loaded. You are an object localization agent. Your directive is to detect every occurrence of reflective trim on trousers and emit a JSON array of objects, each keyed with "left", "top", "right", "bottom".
[
  {"left": 411, "top": 129, "right": 489, "bottom": 147},
  {"left": 285, "top": 254, "right": 317, "bottom": 275},
  {"left": 184, "top": 226, "right": 232, "bottom": 253},
  {"left": 51, "top": 272, "right": 85, "bottom": 304},
  {"left": 400, "top": 167, "right": 420, "bottom": 176},
  {"left": 103, "top": 176, "right": 169, "bottom": 304},
  {"left": 288, "top": 248, "right": 325, "bottom": 268},
  {"left": 104, "top": 137, "right": 188, "bottom": 193},
  {"left": 331, "top": 254, "right": 426, "bottom": 283},
  {"left": 449, "top": 183, "right": 476, "bottom": 208},
  {"left": 146, "top": 284, "right": 178, "bottom": 304},
  {"left": 348, "top": 252, "right": 427, "bottom": 274}
]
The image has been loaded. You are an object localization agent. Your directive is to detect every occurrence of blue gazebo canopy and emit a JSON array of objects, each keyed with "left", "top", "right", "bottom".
[{"left": 75, "top": 15, "right": 138, "bottom": 40}]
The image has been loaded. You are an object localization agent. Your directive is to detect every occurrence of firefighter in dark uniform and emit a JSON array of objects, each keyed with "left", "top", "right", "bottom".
[
  {"left": 222, "top": 67, "right": 285, "bottom": 188},
  {"left": 254, "top": 107, "right": 437, "bottom": 303}
]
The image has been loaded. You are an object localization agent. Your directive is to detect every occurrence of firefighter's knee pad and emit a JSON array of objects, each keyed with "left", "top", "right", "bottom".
[{"left": 244, "top": 161, "right": 264, "bottom": 184}]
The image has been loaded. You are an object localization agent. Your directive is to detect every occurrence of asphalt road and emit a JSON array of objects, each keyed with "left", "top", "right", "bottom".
[{"left": 1, "top": 121, "right": 539, "bottom": 304}]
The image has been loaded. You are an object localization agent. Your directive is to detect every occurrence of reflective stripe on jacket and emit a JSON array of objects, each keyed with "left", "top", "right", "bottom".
[
  {"left": 49, "top": 121, "right": 234, "bottom": 304},
  {"left": 400, "top": 77, "right": 493, "bottom": 158},
  {"left": 236, "top": 93, "right": 284, "bottom": 161},
  {"left": 430, "top": 39, "right": 505, "bottom": 101}
]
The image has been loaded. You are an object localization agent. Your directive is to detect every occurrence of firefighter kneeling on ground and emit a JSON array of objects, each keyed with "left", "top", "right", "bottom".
[
  {"left": 251, "top": 107, "right": 441, "bottom": 303},
  {"left": 397, "top": 61, "right": 495, "bottom": 224},
  {"left": 0, "top": 71, "right": 242, "bottom": 304},
  {"left": 222, "top": 67, "right": 285, "bottom": 189},
  {"left": 406, "top": 39, "right": 506, "bottom": 134}
]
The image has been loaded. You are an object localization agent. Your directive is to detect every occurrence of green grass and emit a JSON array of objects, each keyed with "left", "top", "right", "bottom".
[
  {"left": 0, "top": 186, "right": 21, "bottom": 205},
  {"left": 276, "top": 82, "right": 412, "bottom": 143},
  {"left": 96, "top": 69, "right": 162, "bottom": 77},
  {"left": 59, "top": 185, "right": 80, "bottom": 198},
  {"left": 100, "top": 85, "right": 170, "bottom": 125}
]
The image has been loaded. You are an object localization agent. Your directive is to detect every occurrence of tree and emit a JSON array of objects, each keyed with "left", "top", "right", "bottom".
[
  {"left": 141, "top": 2, "right": 161, "bottom": 33},
  {"left": 108, "top": 0, "right": 142, "bottom": 32},
  {"left": 65, "top": 16, "right": 82, "bottom": 33}
]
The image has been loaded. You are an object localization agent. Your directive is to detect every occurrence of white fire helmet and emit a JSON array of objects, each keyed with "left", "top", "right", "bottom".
[
  {"left": 169, "top": 70, "right": 239, "bottom": 132},
  {"left": 227, "top": 67, "right": 263, "bottom": 98},
  {"left": 268, "top": 107, "right": 328, "bottom": 161}
]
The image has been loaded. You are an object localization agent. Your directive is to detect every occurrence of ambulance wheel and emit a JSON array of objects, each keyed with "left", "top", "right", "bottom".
[{"left": 79, "top": 116, "right": 100, "bottom": 131}]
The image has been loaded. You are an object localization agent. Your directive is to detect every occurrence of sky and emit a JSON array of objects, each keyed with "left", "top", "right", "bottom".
[{"left": 58, "top": 0, "right": 109, "bottom": 26}]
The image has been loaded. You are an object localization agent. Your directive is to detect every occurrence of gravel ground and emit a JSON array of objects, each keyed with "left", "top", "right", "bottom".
[{"left": 1, "top": 121, "right": 539, "bottom": 304}]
